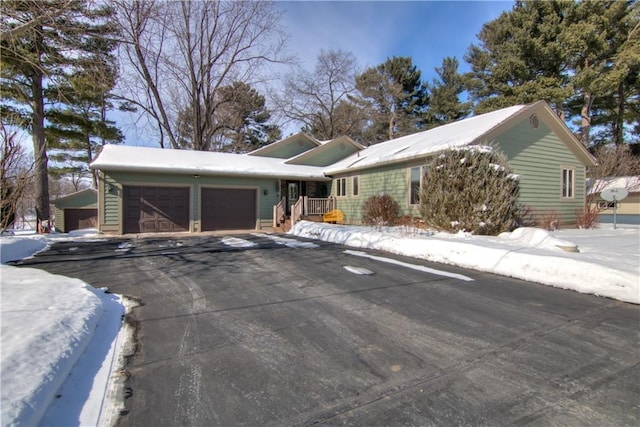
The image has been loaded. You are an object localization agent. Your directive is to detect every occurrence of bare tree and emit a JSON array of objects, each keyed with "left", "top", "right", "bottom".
[
  {"left": 273, "top": 49, "right": 362, "bottom": 140},
  {"left": 1, "top": 124, "right": 33, "bottom": 232},
  {"left": 587, "top": 144, "right": 640, "bottom": 206},
  {"left": 115, "top": 0, "right": 289, "bottom": 150}
]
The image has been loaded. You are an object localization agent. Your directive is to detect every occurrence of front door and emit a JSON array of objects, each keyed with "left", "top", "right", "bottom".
[{"left": 287, "top": 182, "right": 298, "bottom": 215}]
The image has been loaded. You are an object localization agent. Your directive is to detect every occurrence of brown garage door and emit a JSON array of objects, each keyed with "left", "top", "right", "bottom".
[
  {"left": 201, "top": 188, "right": 256, "bottom": 231},
  {"left": 124, "top": 186, "right": 190, "bottom": 234},
  {"left": 64, "top": 208, "right": 97, "bottom": 232}
]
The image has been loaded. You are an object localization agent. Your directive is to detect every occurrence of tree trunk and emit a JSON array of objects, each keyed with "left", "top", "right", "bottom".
[
  {"left": 580, "top": 92, "right": 593, "bottom": 148},
  {"left": 614, "top": 81, "right": 625, "bottom": 146},
  {"left": 31, "top": 65, "right": 50, "bottom": 229}
]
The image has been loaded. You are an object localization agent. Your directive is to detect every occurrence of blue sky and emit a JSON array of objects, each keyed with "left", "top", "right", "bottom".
[{"left": 276, "top": 1, "right": 513, "bottom": 83}]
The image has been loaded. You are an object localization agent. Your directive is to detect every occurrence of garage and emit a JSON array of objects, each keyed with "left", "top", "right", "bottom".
[
  {"left": 64, "top": 208, "right": 98, "bottom": 232},
  {"left": 52, "top": 189, "right": 98, "bottom": 233},
  {"left": 201, "top": 188, "right": 257, "bottom": 231},
  {"left": 124, "top": 186, "right": 190, "bottom": 234}
]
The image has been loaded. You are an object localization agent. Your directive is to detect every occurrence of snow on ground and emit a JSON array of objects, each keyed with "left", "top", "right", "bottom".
[
  {"left": 1, "top": 223, "right": 638, "bottom": 427},
  {"left": 1, "top": 230, "right": 129, "bottom": 427},
  {"left": 290, "top": 221, "right": 640, "bottom": 304}
]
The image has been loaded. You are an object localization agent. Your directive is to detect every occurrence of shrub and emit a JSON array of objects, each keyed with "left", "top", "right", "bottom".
[
  {"left": 362, "top": 193, "right": 400, "bottom": 227},
  {"left": 538, "top": 210, "right": 560, "bottom": 231},
  {"left": 575, "top": 205, "right": 599, "bottom": 229},
  {"left": 419, "top": 145, "right": 521, "bottom": 235}
]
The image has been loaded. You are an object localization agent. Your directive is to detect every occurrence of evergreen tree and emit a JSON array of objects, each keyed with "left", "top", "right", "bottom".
[
  {"left": 425, "top": 57, "right": 471, "bottom": 128},
  {"left": 354, "top": 56, "right": 428, "bottom": 143},
  {"left": 176, "top": 82, "right": 280, "bottom": 153},
  {"left": 47, "top": 35, "right": 124, "bottom": 188},
  {"left": 464, "top": 0, "right": 572, "bottom": 117},
  {"left": 564, "top": 0, "right": 639, "bottom": 147},
  {"left": 1, "top": 0, "right": 119, "bottom": 225}
]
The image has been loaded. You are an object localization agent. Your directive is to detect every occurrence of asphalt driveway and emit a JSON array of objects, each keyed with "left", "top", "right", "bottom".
[{"left": 17, "top": 233, "right": 640, "bottom": 426}]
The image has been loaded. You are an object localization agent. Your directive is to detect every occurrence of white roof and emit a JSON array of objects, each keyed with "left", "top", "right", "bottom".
[
  {"left": 90, "top": 145, "right": 329, "bottom": 180},
  {"left": 324, "top": 105, "right": 527, "bottom": 174},
  {"left": 590, "top": 176, "right": 640, "bottom": 194}
]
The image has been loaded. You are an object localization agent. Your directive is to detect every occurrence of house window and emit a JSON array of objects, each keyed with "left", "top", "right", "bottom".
[
  {"left": 336, "top": 178, "right": 347, "bottom": 197},
  {"left": 561, "top": 167, "right": 575, "bottom": 198},
  {"left": 410, "top": 166, "right": 426, "bottom": 205},
  {"left": 352, "top": 176, "right": 359, "bottom": 196}
]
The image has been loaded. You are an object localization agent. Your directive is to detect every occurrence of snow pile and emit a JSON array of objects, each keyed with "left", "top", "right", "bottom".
[
  {"left": 0, "top": 235, "right": 49, "bottom": 264},
  {"left": 1, "top": 267, "right": 104, "bottom": 426},
  {"left": 0, "top": 231, "right": 127, "bottom": 427},
  {"left": 290, "top": 221, "right": 639, "bottom": 304}
]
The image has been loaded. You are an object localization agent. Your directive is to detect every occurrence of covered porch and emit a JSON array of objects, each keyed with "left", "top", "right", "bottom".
[{"left": 273, "top": 179, "right": 335, "bottom": 230}]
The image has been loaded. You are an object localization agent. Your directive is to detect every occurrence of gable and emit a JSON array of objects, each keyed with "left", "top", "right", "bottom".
[
  {"left": 286, "top": 136, "right": 363, "bottom": 166},
  {"left": 247, "top": 133, "right": 320, "bottom": 159}
]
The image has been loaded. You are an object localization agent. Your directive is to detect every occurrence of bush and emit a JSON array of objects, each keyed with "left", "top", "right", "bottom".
[
  {"left": 419, "top": 146, "right": 521, "bottom": 235},
  {"left": 538, "top": 210, "right": 561, "bottom": 231},
  {"left": 575, "top": 205, "right": 599, "bottom": 229},
  {"left": 362, "top": 193, "right": 400, "bottom": 227}
]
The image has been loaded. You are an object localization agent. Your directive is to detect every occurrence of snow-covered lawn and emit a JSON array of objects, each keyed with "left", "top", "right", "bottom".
[
  {"left": 1, "top": 231, "right": 130, "bottom": 427},
  {"left": 290, "top": 222, "right": 639, "bottom": 304},
  {"left": 1, "top": 223, "right": 638, "bottom": 426}
]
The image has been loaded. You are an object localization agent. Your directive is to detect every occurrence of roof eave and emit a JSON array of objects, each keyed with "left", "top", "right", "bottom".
[{"left": 92, "top": 164, "right": 330, "bottom": 181}]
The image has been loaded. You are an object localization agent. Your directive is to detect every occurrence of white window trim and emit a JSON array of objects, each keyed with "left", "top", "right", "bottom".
[
  {"left": 409, "top": 166, "right": 426, "bottom": 206},
  {"left": 336, "top": 177, "right": 347, "bottom": 198},
  {"left": 352, "top": 176, "right": 359, "bottom": 197},
  {"left": 561, "top": 166, "right": 575, "bottom": 199}
]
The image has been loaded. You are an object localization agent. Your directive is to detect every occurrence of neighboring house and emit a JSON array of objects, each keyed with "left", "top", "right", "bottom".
[
  {"left": 90, "top": 101, "right": 596, "bottom": 235},
  {"left": 590, "top": 176, "right": 640, "bottom": 224},
  {"left": 52, "top": 189, "right": 98, "bottom": 233}
]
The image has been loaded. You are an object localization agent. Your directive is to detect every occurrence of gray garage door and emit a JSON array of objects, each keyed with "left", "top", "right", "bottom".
[
  {"left": 64, "top": 208, "right": 97, "bottom": 232},
  {"left": 124, "top": 186, "right": 190, "bottom": 234},
  {"left": 201, "top": 188, "right": 256, "bottom": 231}
]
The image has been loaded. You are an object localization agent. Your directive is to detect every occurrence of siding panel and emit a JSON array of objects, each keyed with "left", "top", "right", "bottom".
[{"left": 495, "top": 120, "right": 586, "bottom": 226}]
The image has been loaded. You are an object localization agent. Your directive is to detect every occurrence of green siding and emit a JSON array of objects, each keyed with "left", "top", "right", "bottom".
[
  {"left": 101, "top": 171, "right": 280, "bottom": 232},
  {"left": 332, "top": 163, "right": 421, "bottom": 224},
  {"left": 291, "top": 144, "right": 360, "bottom": 166},
  {"left": 495, "top": 120, "right": 586, "bottom": 226},
  {"left": 332, "top": 118, "right": 587, "bottom": 227},
  {"left": 103, "top": 175, "right": 120, "bottom": 227},
  {"left": 252, "top": 138, "right": 317, "bottom": 159}
]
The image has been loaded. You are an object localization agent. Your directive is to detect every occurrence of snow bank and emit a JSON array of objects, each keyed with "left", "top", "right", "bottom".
[
  {"left": 0, "top": 235, "right": 49, "bottom": 264},
  {"left": 0, "top": 266, "right": 104, "bottom": 426},
  {"left": 290, "top": 221, "right": 639, "bottom": 304}
]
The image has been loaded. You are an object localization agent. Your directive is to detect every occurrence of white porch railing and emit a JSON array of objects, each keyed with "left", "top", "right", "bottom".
[
  {"left": 273, "top": 196, "right": 286, "bottom": 228},
  {"left": 290, "top": 197, "right": 304, "bottom": 227},
  {"left": 305, "top": 197, "right": 335, "bottom": 215},
  {"left": 278, "top": 196, "right": 336, "bottom": 229}
]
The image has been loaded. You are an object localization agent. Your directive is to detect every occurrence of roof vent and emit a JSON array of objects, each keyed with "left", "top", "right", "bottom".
[{"left": 530, "top": 114, "right": 540, "bottom": 129}]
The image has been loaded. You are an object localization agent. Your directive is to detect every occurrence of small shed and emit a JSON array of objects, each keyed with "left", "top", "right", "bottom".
[{"left": 53, "top": 189, "right": 98, "bottom": 233}]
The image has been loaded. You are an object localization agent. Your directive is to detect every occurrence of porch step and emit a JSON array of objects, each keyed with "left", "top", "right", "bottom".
[
  {"left": 301, "top": 215, "right": 324, "bottom": 222},
  {"left": 275, "top": 219, "right": 292, "bottom": 233}
]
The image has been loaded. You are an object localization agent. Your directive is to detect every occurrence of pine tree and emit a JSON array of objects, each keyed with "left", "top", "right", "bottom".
[
  {"left": 564, "top": 0, "right": 639, "bottom": 147},
  {"left": 354, "top": 56, "right": 428, "bottom": 143},
  {"left": 1, "top": 0, "right": 120, "bottom": 225},
  {"left": 47, "top": 36, "right": 124, "bottom": 188},
  {"left": 425, "top": 57, "right": 471, "bottom": 128},
  {"left": 464, "top": 1, "right": 572, "bottom": 116},
  {"left": 175, "top": 82, "right": 281, "bottom": 153}
]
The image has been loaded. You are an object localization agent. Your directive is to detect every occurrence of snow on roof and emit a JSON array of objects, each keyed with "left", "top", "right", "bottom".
[
  {"left": 90, "top": 145, "right": 329, "bottom": 180},
  {"left": 589, "top": 176, "right": 640, "bottom": 194},
  {"left": 324, "top": 105, "right": 527, "bottom": 174}
]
